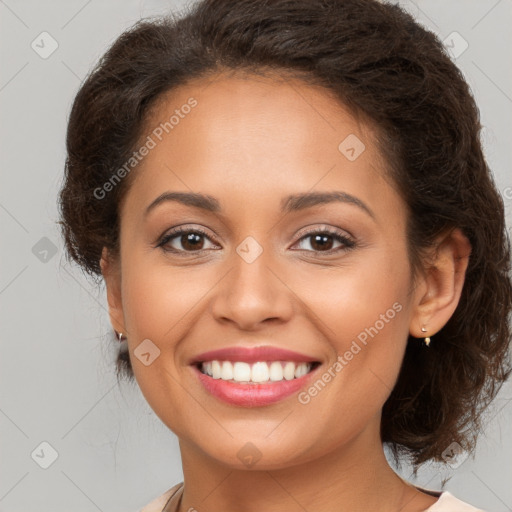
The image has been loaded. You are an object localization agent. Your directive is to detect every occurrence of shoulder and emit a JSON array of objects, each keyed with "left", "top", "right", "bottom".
[
  {"left": 139, "top": 482, "right": 184, "bottom": 512},
  {"left": 425, "top": 491, "right": 486, "bottom": 512},
  {"left": 137, "top": 484, "right": 485, "bottom": 512}
]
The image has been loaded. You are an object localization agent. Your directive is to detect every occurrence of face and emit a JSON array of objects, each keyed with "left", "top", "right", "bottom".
[{"left": 105, "top": 72, "right": 421, "bottom": 469}]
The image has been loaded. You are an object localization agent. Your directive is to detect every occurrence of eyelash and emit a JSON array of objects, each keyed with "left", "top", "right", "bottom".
[{"left": 156, "top": 225, "right": 356, "bottom": 256}]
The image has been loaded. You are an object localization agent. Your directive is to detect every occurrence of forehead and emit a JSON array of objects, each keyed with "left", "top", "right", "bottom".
[{"left": 121, "top": 72, "right": 402, "bottom": 225}]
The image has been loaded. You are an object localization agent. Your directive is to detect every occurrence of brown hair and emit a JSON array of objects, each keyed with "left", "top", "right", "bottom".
[{"left": 58, "top": 0, "right": 512, "bottom": 467}]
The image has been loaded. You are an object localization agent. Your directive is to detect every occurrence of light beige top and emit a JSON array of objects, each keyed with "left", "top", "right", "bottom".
[{"left": 139, "top": 483, "right": 486, "bottom": 512}]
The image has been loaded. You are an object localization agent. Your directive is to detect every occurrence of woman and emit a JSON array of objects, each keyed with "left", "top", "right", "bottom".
[{"left": 58, "top": 0, "right": 511, "bottom": 510}]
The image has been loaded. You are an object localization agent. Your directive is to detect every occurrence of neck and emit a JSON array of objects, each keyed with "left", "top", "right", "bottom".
[{"left": 176, "top": 418, "right": 429, "bottom": 512}]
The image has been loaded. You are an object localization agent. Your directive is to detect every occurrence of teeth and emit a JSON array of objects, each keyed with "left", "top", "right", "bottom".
[
  {"left": 295, "top": 363, "right": 309, "bottom": 378},
  {"left": 283, "top": 361, "right": 295, "bottom": 380},
  {"left": 269, "top": 361, "right": 283, "bottom": 381},
  {"left": 211, "top": 361, "right": 222, "bottom": 379},
  {"left": 251, "top": 362, "right": 269, "bottom": 382},
  {"left": 221, "top": 361, "right": 233, "bottom": 380},
  {"left": 233, "top": 361, "right": 251, "bottom": 381},
  {"left": 200, "top": 360, "right": 314, "bottom": 383}
]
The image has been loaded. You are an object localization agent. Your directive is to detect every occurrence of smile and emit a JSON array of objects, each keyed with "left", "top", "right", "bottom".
[
  {"left": 192, "top": 360, "right": 321, "bottom": 407},
  {"left": 198, "top": 360, "right": 318, "bottom": 383}
]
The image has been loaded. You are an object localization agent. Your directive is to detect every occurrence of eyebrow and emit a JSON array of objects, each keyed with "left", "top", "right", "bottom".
[{"left": 144, "top": 191, "right": 375, "bottom": 220}]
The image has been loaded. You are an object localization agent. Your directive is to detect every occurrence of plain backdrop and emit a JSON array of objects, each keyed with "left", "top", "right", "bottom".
[{"left": 1, "top": 1, "right": 511, "bottom": 511}]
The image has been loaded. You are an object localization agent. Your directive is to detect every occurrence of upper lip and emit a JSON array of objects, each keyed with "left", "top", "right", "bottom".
[{"left": 189, "top": 345, "right": 320, "bottom": 365}]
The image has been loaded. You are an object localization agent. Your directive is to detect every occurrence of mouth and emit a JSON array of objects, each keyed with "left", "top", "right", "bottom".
[
  {"left": 188, "top": 345, "right": 323, "bottom": 406},
  {"left": 190, "top": 358, "right": 322, "bottom": 407},
  {"left": 194, "top": 360, "right": 322, "bottom": 384}
]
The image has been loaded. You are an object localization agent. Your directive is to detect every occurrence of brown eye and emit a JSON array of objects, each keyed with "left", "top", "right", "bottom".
[
  {"left": 294, "top": 229, "right": 356, "bottom": 254},
  {"left": 158, "top": 227, "right": 218, "bottom": 254},
  {"left": 177, "top": 232, "right": 206, "bottom": 251}
]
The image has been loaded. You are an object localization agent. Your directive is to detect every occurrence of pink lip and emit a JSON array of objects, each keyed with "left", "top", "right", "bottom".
[
  {"left": 191, "top": 364, "right": 320, "bottom": 407},
  {"left": 189, "top": 345, "right": 320, "bottom": 365}
]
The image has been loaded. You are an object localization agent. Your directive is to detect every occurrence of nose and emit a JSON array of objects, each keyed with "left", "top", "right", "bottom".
[{"left": 211, "top": 248, "right": 294, "bottom": 331}]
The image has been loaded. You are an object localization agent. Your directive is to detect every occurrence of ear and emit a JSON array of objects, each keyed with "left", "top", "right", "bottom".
[
  {"left": 100, "top": 246, "right": 126, "bottom": 335},
  {"left": 409, "top": 228, "right": 472, "bottom": 339}
]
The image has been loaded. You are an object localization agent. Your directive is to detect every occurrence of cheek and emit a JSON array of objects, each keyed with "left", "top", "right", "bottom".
[
  {"left": 299, "top": 247, "right": 410, "bottom": 342},
  {"left": 121, "top": 255, "right": 216, "bottom": 341},
  {"left": 296, "top": 251, "right": 411, "bottom": 406},
  {"left": 119, "top": 257, "right": 205, "bottom": 424}
]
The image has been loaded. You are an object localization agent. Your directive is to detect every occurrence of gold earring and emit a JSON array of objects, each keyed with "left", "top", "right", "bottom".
[{"left": 421, "top": 326, "right": 431, "bottom": 347}]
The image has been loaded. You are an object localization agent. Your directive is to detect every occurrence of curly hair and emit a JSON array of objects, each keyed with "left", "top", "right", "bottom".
[{"left": 57, "top": 0, "right": 512, "bottom": 468}]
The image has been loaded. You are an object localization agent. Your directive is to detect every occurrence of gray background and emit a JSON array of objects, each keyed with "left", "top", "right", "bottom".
[{"left": 1, "top": 0, "right": 511, "bottom": 511}]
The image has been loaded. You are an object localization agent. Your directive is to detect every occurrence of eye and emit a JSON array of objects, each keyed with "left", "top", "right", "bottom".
[
  {"left": 292, "top": 227, "right": 356, "bottom": 254},
  {"left": 157, "top": 226, "right": 219, "bottom": 254},
  {"left": 156, "top": 225, "right": 356, "bottom": 256}
]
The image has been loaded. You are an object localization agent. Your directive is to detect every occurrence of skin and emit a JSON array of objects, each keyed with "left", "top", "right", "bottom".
[{"left": 101, "top": 71, "right": 471, "bottom": 512}]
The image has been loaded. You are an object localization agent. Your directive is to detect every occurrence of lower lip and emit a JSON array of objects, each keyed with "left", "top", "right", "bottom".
[{"left": 192, "top": 364, "right": 319, "bottom": 407}]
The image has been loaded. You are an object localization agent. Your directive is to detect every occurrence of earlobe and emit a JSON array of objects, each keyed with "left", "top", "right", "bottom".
[
  {"left": 409, "top": 228, "right": 472, "bottom": 339},
  {"left": 100, "top": 247, "right": 126, "bottom": 335}
]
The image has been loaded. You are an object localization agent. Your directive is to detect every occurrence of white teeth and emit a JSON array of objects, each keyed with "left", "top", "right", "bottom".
[
  {"left": 251, "top": 362, "right": 269, "bottom": 382},
  {"left": 200, "top": 360, "right": 314, "bottom": 383},
  {"left": 221, "top": 361, "right": 233, "bottom": 380},
  {"left": 233, "top": 361, "right": 251, "bottom": 381},
  {"left": 211, "top": 360, "right": 222, "bottom": 379},
  {"left": 203, "top": 361, "right": 212, "bottom": 376},
  {"left": 269, "top": 361, "right": 283, "bottom": 381},
  {"left": 294, "top": 362, "right": 310, "bottom": 378},
  {"left": 283, "top": 361, "right": 295, "bottom": 380}
]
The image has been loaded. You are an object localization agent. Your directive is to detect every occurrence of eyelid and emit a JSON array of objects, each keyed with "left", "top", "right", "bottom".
[{"left": 294, "top": 223, "right": 354, "bottom": 240}]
